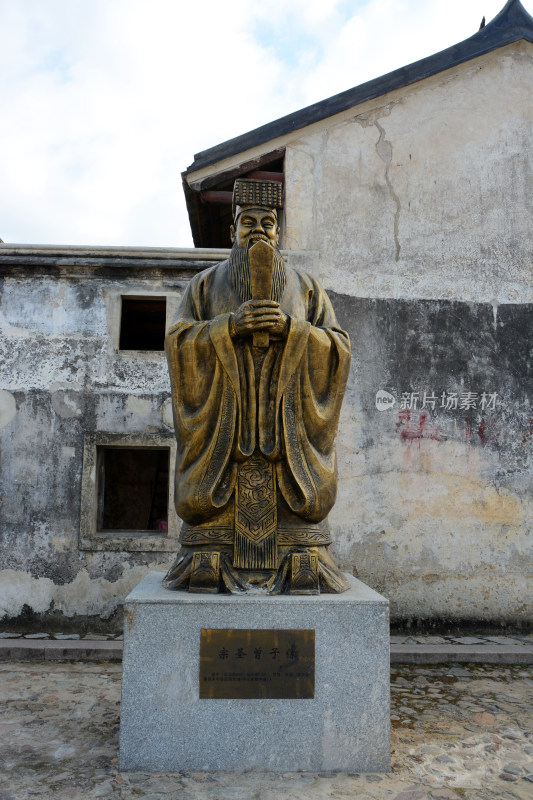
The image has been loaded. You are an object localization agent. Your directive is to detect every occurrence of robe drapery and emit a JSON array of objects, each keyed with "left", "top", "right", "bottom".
[{"left": 164, "top": 257, "right": 351, "bottom": 592}]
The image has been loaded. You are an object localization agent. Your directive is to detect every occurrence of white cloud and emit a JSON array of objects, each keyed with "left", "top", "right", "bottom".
[{"left": 0, "top": 0, "right": 528, "bottom": 246}]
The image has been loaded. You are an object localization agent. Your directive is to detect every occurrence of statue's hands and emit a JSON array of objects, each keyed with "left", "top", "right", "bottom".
[{"left": 230, "top": 301, "right": 289, "bottom": 340}]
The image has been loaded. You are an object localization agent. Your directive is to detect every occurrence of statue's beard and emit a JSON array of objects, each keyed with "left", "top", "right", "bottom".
[{"left": 229, "top": 244, "right": 287, "bottom": 303}]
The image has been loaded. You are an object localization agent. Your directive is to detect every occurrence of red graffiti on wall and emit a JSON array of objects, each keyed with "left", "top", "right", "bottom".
[{"left": 396, "top": 410, "right": 444, "bottom": 441}]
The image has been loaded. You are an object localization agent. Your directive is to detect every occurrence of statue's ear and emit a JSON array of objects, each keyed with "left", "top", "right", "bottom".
[
  {"left": 230, "top": 225, "right": 235, "bottom": 244},
  {"left": 275, "top": 226, "right": 280, "bottom": 245}
]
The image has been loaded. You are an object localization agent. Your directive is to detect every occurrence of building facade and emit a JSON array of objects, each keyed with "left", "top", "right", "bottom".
[{"left": 1, "top": 0, "right": 532, "bottom": 630}]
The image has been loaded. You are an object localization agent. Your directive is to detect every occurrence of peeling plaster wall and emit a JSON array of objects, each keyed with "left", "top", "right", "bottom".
[
  {"left": 282, "top": 44, "right": 533, "bottom": 627},
  {"left": 328, "top": 297, "right": 533, "bottom": 627},
  {"left": 0, "top": 269, "right": 187, "bottom": 628},
  {"left": 285, "top": 44, "right": 533, "bottom": 304},
  {"left": 2, "top": 265, "right": 531, "bottom": 629}
]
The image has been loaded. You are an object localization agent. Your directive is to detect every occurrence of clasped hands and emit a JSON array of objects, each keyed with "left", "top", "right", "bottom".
[{"left": 230, "top": 300, "right": 289, "bottom": 340}]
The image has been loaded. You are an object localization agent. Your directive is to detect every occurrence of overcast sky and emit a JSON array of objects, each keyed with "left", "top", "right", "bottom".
[{"left": 0, "top": 0, "right": 528, "bottom": 248}]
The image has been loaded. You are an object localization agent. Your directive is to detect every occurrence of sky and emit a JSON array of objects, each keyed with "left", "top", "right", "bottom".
[{"left": 0, "top": 0, "right": 529, "bottom": 248}]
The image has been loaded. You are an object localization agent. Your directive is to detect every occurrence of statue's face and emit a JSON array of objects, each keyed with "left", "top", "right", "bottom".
[{"left": 230, "top": 207, "right": 279, "bottom": 249}]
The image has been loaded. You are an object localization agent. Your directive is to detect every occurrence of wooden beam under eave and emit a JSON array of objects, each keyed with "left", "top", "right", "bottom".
[
  {"left": 246, "top": 171, "right": 284, "bottom": 182},
  {"left": 200, "top": 191, "right": 233, "bottom": 205}
]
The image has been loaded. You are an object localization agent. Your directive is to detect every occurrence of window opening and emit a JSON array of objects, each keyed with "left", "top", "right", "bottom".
[
  {"left": 119, "top": 296, "right": 167, "bottom": 351},
  {"left": 97, "top": 447, "right": 169, "bottom": 532}
]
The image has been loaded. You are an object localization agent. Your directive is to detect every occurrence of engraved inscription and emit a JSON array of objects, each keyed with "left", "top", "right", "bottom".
[{"left": 200, "top": 629, "right": 315, "bottom": 699}]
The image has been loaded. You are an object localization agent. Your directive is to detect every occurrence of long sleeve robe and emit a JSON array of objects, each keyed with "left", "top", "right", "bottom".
[{"left": 166, "top": 258, "right": 350, "bottom": 545}]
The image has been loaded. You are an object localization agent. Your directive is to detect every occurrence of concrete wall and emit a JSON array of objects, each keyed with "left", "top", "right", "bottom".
[
  {"left": 284, "top": 43, "right": 533, "bottom": 304},
  {"left": 330, "top": 296, "right": 532, "bottom": 627},
  {"left": 281, "top": 42, "right": 533, "bottom": 627},
  {"left": 2, "top": 250, "right": 531, "bottom": 630},
  {"left": 0, "top": 250, "right": 217, "bottom": 630}
]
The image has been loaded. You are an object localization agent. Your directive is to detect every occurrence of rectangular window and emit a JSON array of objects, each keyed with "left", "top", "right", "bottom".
[
  {"left": 119, "top": 296, "right": 167, "bottom": 351},
  {"left": 79, "top": 433, "right": 178, "bottom": 552},
  {"left": 97, "top": 447, "right": 169, "bottom": 533}
]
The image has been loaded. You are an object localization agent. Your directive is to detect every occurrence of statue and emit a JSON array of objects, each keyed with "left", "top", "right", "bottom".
[{"left": 163, "top": 179, "right": 351, "bottom": 594}]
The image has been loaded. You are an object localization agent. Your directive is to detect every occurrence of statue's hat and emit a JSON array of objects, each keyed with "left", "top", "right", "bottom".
[{"left": 232, "top": 178, "right": 283, "bottom": 219}]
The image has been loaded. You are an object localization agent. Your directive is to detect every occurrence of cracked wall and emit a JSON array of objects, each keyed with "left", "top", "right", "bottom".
[
  {"left": 0, "top": 270, "right": 186, "bottom": 630},
  {"left": 282, "top": 43, "right": 532, "bottom": 628},
  {"left": 2, "top": 269, "right": 532, "bottom": 629},
  {"left": 327, "top": 296, "right": 533, "bottom": 628},
  {"left": 284, "top": 44, "right": 533, "bottom": 303}
]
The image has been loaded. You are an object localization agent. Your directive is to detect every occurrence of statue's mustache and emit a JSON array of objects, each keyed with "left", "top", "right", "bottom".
[{"left": 247, "top": 233, "right": 270, "bottom": 246}]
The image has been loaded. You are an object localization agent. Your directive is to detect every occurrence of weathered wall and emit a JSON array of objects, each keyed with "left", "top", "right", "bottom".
[
  {"left": 0, "top": 250, "right": 532, "bottom": 629},
  {"left": 0, "top": 251, "right": 215, "bottom": 630},
  {"left": 329, "top": 296, "right": 532, "bottom": 627},
  {"left": 284, "top": 43, "right": 533, "bottom": 304},
  {"left": 279, "top": 42, "right": 533, "bottom": 627}
]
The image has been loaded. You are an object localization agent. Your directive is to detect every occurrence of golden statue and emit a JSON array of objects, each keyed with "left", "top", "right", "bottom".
[{"left": 163, "top": 179, "right": 350, "bottom": 594}]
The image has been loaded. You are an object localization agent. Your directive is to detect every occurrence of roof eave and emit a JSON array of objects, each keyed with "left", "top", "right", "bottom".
[{"left": 184, "top": 0, "right": 533, "bottom": 176}]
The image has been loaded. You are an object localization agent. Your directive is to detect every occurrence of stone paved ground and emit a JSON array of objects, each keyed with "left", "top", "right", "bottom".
[
  {"left": 389, "top": 635, "right": 533, "bottom": 647},
  {"left": 1, "top": 661, "right": 532, "bottom": 800}
]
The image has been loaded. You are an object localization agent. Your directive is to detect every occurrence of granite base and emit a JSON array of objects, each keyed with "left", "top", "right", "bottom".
[{"left": 119, "top": 571, "right": 390, "bottom": 772}]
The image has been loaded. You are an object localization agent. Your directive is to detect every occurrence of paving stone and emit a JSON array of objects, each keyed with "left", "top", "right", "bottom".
[
  {"left": 472, "top": 712, "right": 495, "bottom": 726},
  {"left": 415, "top": 636, "right": 447, "bottom": 644},
  {"left": 393, "top": 787, "right": 428, "bottom": 800},
  {"left": 1, "top": 661, "right": 532, "bottom": 799},
  {"left": 0, "top": 632, "right": 22, "bottom": 639},
  {"left": 484, "top": 637, "right": 527, "bottom": 646},
  {"left": 450, "top": 637, "right": 490, "bottom": 645},
  {"left": 502, "top": 763, "right": 524, "bottom": 775},
  {"left": 23, "top": 633, "right": 50, "bottom": 639},
  {"left": 90, "top": 780, "right": 114, "bottom": 797}
]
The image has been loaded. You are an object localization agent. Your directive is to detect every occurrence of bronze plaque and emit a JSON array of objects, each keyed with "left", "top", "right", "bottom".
[{"left": 200, "top": 629, "right": 315, "bottom": 699}]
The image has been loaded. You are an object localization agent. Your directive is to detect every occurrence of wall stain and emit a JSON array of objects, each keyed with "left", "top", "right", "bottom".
[
  {"left": 374, "top": 120, "right": 402, "bottom": 262},
  {"left": 124, "top": 608, "right": 136, "bottom": 631}
]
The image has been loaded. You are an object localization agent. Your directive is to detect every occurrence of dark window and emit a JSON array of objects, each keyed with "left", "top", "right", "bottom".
[
  {"left": 119, "top": 296, "right": 167, "bottom": 351},
  {"left": 97, "top": 447, "right": 169, "bottom": 532}
]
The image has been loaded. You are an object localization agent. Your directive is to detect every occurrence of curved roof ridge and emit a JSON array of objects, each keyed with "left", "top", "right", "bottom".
[
  {"left": 486, "top": 0, "right": 533, "bottom": 31},
  {"left": 185, "top": 1, "right": 533, "bottom": 175}
]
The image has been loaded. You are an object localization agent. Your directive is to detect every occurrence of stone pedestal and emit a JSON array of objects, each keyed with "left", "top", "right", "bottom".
[{"left": 119, "top": 571, "right": 390, "bottom": 773}]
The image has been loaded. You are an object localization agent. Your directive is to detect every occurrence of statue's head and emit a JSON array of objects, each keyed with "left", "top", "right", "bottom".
[{"left": 230, "top": 179, "right": 283, "bottom": 250}]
